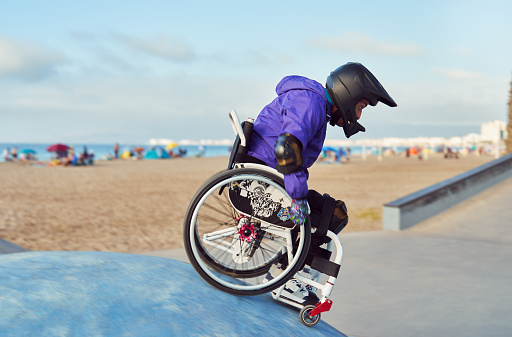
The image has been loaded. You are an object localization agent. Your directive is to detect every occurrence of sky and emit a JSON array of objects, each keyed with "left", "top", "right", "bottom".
[{"left": 0, "top": 0, "right": 511, "bottom": 144}]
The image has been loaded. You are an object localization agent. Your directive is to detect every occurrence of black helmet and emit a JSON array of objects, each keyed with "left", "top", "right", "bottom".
[{"left": 326, "top": 62, "right": 397, "bottom": 138}]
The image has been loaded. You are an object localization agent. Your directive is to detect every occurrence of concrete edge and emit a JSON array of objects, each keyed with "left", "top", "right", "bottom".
[
  {"left": 382, "top": 152, "right": 512, "bottom": 230},
  {"left": 0, "top": 238, "right": 30, "bottom": 254}
]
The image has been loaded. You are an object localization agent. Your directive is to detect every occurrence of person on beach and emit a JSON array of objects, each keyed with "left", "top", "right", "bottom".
[
  {"left": 344, "top": 147, "right": 351, "bottom": 163},
  {"left": 246, "top": 62, "right": 397, "bottom": 305},
  {"left": 2, "top": 148, "right": 11, "bottom": 162},
  {"left": 11, "top": 147, "right": 18, "bottom": 161}
]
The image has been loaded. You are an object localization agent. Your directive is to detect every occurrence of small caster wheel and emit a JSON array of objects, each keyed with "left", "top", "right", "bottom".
[{"left": 299, "top": 304, "right": 321, "bottom": 327}]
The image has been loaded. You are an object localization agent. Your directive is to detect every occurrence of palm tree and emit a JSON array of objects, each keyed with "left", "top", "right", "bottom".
[{"left": 507, "top": 79, "right": 512, "bottom": 153}]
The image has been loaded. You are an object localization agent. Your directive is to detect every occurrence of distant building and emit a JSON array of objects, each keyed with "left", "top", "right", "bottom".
[{"left": 481, "top": 121, "right": 507, "bottom": 143}]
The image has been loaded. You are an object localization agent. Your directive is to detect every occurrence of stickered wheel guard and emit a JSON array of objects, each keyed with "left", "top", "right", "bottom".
[{"left": 227, "top": 177, "right": 296, "bottom": 229}]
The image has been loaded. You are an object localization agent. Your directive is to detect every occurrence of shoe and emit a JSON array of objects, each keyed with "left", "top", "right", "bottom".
[
  {"left": 265, "top": 265, "right": 320, "bottom": 306},
  {"left": 280, "top": 277, "right": 319, "bottom": 306},
  {"left": 298, "top": 267, "right": 319, "bottom": 294}
]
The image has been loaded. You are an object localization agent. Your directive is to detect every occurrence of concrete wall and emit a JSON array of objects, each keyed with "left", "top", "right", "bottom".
[{"left": 383, "top": 152, "right": 512, "bottom": 230}]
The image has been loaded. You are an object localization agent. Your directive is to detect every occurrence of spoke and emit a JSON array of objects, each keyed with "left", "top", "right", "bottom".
[
  {"left": 197, "top": 213, "right": 236, "bottom": 226},
  {"left": 213, "top": 192, "right": 238, "bottom": 220},
  {"left": 222, "top": 191, "right": 240, "bottom": 220},
  {"left": 202, "top": 201, "right": 234, "bottom": 220},
  {"left": 258, "top": 244, "right": 279, "bottom": 262}
]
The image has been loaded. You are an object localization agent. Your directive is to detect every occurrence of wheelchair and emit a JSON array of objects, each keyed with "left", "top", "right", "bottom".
[{"left": 183, "top": 110, "right": 344, "bottom": 327}]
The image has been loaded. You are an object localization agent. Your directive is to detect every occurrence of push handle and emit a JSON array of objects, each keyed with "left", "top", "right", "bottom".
[
  {"left": 240, "top": 118, "right": 254, "bottom": 155},
  {"left": 229, "top": 109, "right": 246, "bottom": 147}
]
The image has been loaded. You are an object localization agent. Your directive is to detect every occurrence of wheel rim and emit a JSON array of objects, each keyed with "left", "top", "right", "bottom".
[
  {"left": 301, "top": 305, "right": 320, "bottom": 326},
  {"left": 189, "top": 174, "right": 306, "bottom": 291}
]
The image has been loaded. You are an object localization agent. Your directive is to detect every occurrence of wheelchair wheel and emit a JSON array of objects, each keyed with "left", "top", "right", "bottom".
[
  {"left": 299, "top": 305, "right": 321, "bottom": 327},
  {"left": 183, "top": 167, "right": 311, "bottom": 296}
]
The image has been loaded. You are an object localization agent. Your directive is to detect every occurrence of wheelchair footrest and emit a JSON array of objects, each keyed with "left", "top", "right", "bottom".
[{"left": 306, "top": 255, "right": 340, "bottom": 278}]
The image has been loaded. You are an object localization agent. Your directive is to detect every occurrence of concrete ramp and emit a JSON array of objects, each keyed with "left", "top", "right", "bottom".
[
  {"left": 0, "top": 238, "right": 29, "bottom": 254},
  {"left": 0, "top": 251, "right": 345, "bottom": 337}
]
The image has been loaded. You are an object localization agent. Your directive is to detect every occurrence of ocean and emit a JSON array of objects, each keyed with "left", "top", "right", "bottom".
[
  {"left": 0, "top": 143, "right": 232, "bottom": 163},
  {"left": 0, "top": 142, "right": 436, "bottom": 163}
]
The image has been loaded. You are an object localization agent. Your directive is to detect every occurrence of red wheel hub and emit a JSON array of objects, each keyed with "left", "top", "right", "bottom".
[{"left": 236, "top": 215, "right": 257, "bottom": 243}]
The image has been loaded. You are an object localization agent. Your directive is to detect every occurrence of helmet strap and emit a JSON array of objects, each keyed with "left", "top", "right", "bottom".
[{"left": 329, "top": 109, "right": 343, "bottom": 126}]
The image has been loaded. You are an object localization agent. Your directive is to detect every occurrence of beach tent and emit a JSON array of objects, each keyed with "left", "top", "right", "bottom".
[
  {"left": 157, "top": 146, "right": 170, "bottom": 159},
  {"left": 144, "top": 150, "right": 158, "bottom": 160},
  {"left": 322, "top": 146, "right": 338, "bottom": 153},
  {"left": 144, "top": 146, "right": 170, "bottom": 160},
  {"left": 321, "top": 146, "right": 340, "bottom": 163},
  {"left": 120, "top": 151, "right": 131, "bottom": 159}
]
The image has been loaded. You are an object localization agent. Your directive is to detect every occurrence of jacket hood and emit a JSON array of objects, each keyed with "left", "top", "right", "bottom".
[{"left": 276, "top": 76, "right": 328, "bottom": 103}]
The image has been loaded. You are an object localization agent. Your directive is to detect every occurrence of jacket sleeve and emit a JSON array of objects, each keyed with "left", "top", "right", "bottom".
[{"left": 278, "top": 90, "right": 325, "bottom": 199}]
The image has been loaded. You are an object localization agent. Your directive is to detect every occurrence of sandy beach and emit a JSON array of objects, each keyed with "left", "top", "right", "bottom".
[{"left": 0, "top": 153, "right": 495, "bottom": 253}]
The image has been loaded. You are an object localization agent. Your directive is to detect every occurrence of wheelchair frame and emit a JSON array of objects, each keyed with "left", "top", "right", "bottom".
[{"left": 228, "top": 110, "right": 344, "bottom": 326}]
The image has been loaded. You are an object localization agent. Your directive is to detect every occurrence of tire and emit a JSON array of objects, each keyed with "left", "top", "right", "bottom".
[
  {"left": 299, "top": 305, "right": 321, "bottom": 327},
  {"left": 183, "top": 167, "right": 311, "bottom": 296}
]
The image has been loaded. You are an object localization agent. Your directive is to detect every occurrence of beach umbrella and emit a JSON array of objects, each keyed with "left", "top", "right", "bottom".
[
  {"left": 166, "top": 142, "right": 179, "bottom": 150},
  {"left": 133, "top": 147, "right": 145, "bottom": 153},
  {"left": 20, "top": 149, "right": 37, "bottom": 154},
  {"left": 47, "top": 144, "right": 70, "bottom": 152}
]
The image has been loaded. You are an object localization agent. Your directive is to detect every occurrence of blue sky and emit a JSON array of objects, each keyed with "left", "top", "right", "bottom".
[{"left": 0, "top": 0, "right": 511, "bottom": 144}]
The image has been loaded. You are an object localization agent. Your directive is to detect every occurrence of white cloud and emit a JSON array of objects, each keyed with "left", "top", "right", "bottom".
[
  {"left": 449, "top": 47, "right": 476, "bottom": 57},
  {"left": 0, "top": 72, "right": 276, "bottom": 143},
  {"left": 306, "top": 32, "right": 424, "bottom": 56},
  {"left": 429, "top": 67, "right": 509, "bottom": 112},
  {"left": 115, "top": 34, "right": 195, "bottom": 62},
  {"left": 0, "top": 35, "right": 66, "bottom": 80},
  {"left": 244, "top": 49, "right": 296, "bottom": 67},
  {"left": 432, "top": 67, "right": 490, "bottom": 86},
  {"left": 369, "top": 70, "right": 509, "bottom": 131}
]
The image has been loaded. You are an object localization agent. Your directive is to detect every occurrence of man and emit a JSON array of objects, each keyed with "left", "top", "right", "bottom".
[{"left": 247, "top": 62, "right": 397, "bottom": 305}]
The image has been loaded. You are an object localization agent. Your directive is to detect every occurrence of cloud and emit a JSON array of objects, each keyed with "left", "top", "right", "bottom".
[
  {"left": 431, "top": 67, "right": 490, "bottom": 86},
  {"left": 306, "top": 32, "right": 424, "bottom": 56},
  {"left": 244, "top": 49, "right": 296, "bottom": 66},
  {"left": 0, "top": 71, "right": 277, "bottom": 143},
  {"left": 449, "top": 47, "right": 476, "bottom": 57},
  {"left": 69, "top": 31, "right": 96, "bottom": 42},
  {"left": 115, "top": 34, "right": 195, "bottom": 62},
  {"left": 0, "top": 35, "right": 66, "bottom": 80}
]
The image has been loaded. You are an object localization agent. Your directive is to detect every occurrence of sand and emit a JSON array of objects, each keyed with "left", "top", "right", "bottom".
[{"left": 0, "top": 153, "right": 495, "bottom": 253}]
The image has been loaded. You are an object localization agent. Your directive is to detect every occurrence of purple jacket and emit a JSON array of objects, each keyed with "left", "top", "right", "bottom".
[{"left": 247, "top": 76, "right": 333, "bottom": 199}]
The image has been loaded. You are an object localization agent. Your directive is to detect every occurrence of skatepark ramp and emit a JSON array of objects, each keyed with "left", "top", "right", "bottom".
[
  {"left": 0, "top": 251, "right": 346, "bottom": 337},
  {"left": 383, "top": 152, "right": 512, "bottom": 230},
  {"left": 0, "top": 238, "right": 29, "bottom": 254}
]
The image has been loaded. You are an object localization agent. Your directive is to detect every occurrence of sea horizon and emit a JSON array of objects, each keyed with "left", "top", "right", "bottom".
[
  {"left": 0, "top": 143, "right": 232, "bottom": 163},
  {"left": 1, "top": 138, "right": 490, "bottom": 164}
]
